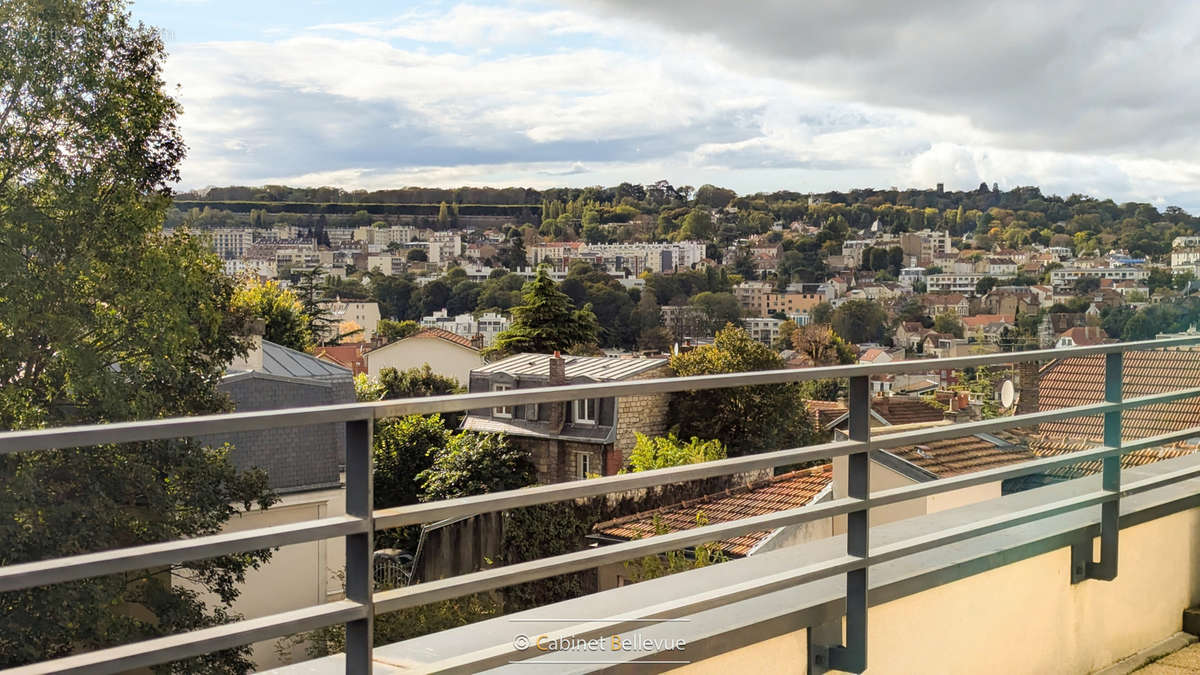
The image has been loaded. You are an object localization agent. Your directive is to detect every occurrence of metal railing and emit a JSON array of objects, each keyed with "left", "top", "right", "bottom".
[{"left": 5, "top": 336, "right": 1200, "bottom": 673}]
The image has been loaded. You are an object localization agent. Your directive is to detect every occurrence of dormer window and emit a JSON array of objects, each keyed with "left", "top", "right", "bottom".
[
  {"left": 573, "top": 398, "right": 597, "bottom": 425},
  {"left": 493, "top": 383, "right": 512, "bottom": 418}
]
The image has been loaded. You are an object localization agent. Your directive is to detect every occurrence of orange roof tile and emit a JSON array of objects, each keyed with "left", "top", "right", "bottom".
[
  {"left": 405, "top": 327, "right": 479, "bottom": 350},
  {"left": 872, "top": 397, "right": 945, "bottom": 425},
  {"left": 887, "top": 435, "right": 1037, "bottom": 478},
  {"left": 1037, "top": 349, "right": 1200, "bottom": 442},
  {"left": 592, "top": 465, "right": 832, "bottom": 557}
]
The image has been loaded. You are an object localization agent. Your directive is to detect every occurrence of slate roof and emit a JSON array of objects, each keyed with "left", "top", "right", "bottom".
[
  {"left": 1036, "top": 349, "right": 1200, "bottom": 441},
  {"left": 258, "top": 340, "right": 352, "bottom": 379},
  {"left": 475, "top": 353, "right": 668, "bottom": 381},
  {"left": 591, "top": 465, "right": 833, "bottom": 557},
  {"left": 460, "top": 415, "right": 616, "bottom": 444}
]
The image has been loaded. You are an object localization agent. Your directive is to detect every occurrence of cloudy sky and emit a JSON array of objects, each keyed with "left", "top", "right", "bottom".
[{"left": 134, "top": 0, "right": 1200, "bottom": 209}]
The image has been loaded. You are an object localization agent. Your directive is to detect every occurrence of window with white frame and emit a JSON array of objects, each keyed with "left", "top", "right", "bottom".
[
  {"left": 573, "top": 398, "right": 598, "bottom": 424},
  {"left": 492, "top": 383, "right": 511, "bottom": 417},
  {"left": 575, "top": 451, "right": 591, "bottom": 480}
]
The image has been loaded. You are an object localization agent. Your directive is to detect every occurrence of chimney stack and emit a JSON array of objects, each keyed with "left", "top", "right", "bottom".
[
  {"left": 230, "top": 317, "right": 266, "bottom": 372},
  {"left": 547, "top": 352, "right": 567, "bottom": 432},
  {"left": 469, "top": 333, "right": 484, "bottom": 350},
  {"left": 1017, "top": 360, "right": 1040, "bottom": 417}
]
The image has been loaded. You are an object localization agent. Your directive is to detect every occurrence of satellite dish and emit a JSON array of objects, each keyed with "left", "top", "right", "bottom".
[{"left": 1001, "top": 380, "right": 1015, "bottom": 409}]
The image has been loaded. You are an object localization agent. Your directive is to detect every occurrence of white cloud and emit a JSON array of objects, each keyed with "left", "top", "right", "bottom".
[{"left": 155, "top": 1, "right": 1200, "bottom": 210}]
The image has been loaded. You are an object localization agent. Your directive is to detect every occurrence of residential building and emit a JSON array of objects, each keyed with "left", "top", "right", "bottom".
[
  {"left": 419, "top": 309, "right": 510, "bottom": 346},
  {"left": 318, "top": 300, "right": 381, "bottom": 342},
  {"left": 927, "top": 272, "right": 1013, "bottom": 294},
  {"left": 364, "top": 327, "right": 483, "bottom": 386},
  {"left": 1055, "top": 326, "right": 1112, "bottom": 348},
  {"left": 462, "top": 353, "right": 671, "bottom": 483},
  {"left": 742, "top": 317, "right": 784, "bottom": 346},
  {"left": 1049, "top": 267, "right": 1150, "bottom": 287}
]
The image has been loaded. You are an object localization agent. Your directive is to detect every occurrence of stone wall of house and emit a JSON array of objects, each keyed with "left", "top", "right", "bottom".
[{"left": 614, "top": 364, "right": 673, "bottom": 465}]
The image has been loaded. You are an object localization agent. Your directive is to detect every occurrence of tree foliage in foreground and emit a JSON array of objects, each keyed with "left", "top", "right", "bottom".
[
  {"left": 668, "top": 325, "right": 818, "bottom": 456},
  {"left": 0, "top": 1, "right": 274, "bottom": 670}
]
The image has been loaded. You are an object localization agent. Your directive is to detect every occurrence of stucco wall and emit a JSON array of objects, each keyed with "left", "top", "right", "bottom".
[
  {"left": 365, "top": 338, "right": 481, "bottom": 386},
  {"left": 673, "top": 506, "right": 1200, "bottom": 675},
  {"left": 182, "top": 486, "right": 346, "bottom": 671}
]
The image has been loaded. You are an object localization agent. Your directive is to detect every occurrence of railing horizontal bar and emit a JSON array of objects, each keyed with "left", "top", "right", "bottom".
[
  {"left": 1123, "top": 461, "right": 1200, "bottom": 497},
  {"left": 0, "top": 405, "right": 373, "bottom": 455},
  {"left": 870, "top": 489, "right": 1116, "bottom": 563},
  {"left": 0, "top": 516, "right": 366, "bottom": 593},
  {"left": 429, "top": 554, "right": 868, "bottom": 674},
  {"left": 373, "top": 496, "right": 865, "bottom": 615},
  {"left": 870, "top": 424, "right": 1200, "bottom": 508},
  {"left": 0, "top": 600, "right": 367, "bottom": 675},
  {"left": 374, "top": 440, "right": 865, "bottom": 529},
  {"left": 4, "top": 336, "right": 1199, "bottom": 455}
]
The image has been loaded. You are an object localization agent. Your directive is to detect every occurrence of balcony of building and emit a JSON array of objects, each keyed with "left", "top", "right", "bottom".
[{"left": 7, "top": 337, "right": 1200, "bottom": 674}]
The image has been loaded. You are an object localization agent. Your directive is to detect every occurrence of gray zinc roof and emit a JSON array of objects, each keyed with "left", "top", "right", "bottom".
[
  {"left": 261, "top": 340, "right": 352, "bottom": 379},
  {"left": 474, "top": 353, "right": 668, "bottom": 381}
]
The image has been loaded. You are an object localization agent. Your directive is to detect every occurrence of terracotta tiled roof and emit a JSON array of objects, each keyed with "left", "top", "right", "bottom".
[
  {"left": 872, "top": 397, "right": 946, "bottom": 425},
  {"left": 1037, "top": 349, "right": 1200, "bottom": 441},
  {"left": 406, "top": 327, "right": 478, "bottom": 350},
  {"left": 962, "top": 314, "right": 1014, "bottom": 329},
  {"left": 805, "top": 400, "right": 847, "bottom": 428},
  {"left": 1019, "top": 433, "right": 1198, "bottom": 480},
  {"left": 591, "top": 465, "right": 833, "bottom": 557},
  {"left": 1056, "top": 326, "right": 1110, "bottom": 346},
  {"left": 314, "top": 344, "right": 369, "bottom": 375},
  {"left": 886, "top": 435, "right": 1037, "bottom": 478}
]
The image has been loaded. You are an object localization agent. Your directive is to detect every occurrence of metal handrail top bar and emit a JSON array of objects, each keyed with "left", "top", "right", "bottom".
[{"left": 3, "top": 336, "right": 1200, "bottom": 455}]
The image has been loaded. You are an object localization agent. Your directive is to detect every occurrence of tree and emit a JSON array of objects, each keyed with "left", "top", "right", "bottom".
[
  {"left": 232, "top": 279, "right": 311, "bottom": 351},
  {"left": 791, "top": 325, "right": 857, "bottom": 401},
  {"left": 1072, "top": 276, "right": 1101, "bottom": 295},
  {"left": 933, "top": 312, "right": 966, "bottom": 339},
  {"left": 624, "top": 433, "right": 726, "bottom": 472},
  {"left": 811, "top": 301, "right": 834, "bottom": 325},
  {"left": 667, "top": 325, "right": 818, "bottom": 456},
  {"left": 418, "top": 433, "right": 537, "bottom": 502},
  {"left": 378, "top": 365, "right": 462, "bottom": 400},
  {"left": 377, "top": 319, "right": 420, "bottom": 341},
  {"left": 831, "top": 300, "right": 887, "bottom": 344},
  {"left": 373, "top": 415, "right": 451, "bottom": 513},
  {"left": 406, "top": 248, "right": 428, "bottom": 262},
  {"left": 484, "top": 267, "right": 599, "bottom": 359},
  {"left": 690, "top": 291, "right": 742, "bottom": 334},
  {"left": 0, "top": 2, "right": 273, "bottom": 669},
  {"left": 975, "top": 276, "right": 998, "bottom": 296}
]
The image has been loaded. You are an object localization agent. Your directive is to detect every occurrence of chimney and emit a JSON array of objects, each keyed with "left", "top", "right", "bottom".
[
  {"left": 943, "top": 391, "right": 971, "bottom": 423},
  {"left": 229, "top": 317, "right": 266, "bottom": 372},
  {"left": 873, "top": 393, "right": 889, "bottom": 416},
  {"left": 469, "top": 333, "right": 484, "bottom": 350},
  {"left": 547, "top": 351, "right": 567, "bottom": 433},
  {"left": 1017, "top": 360, "right": 1040, "bottom": 418}
]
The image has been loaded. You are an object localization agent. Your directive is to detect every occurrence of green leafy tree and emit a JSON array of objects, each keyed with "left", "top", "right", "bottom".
[
  {"left": 418, "top": 432, "right": 538, "bottom": 501},
  {"left": 975, "top": 276, "right": 998, "bottom": 296},
  {"left": 0, "top": 2, "right": 274, "bottom": 669},
  {"left": 377, "top": 318, "right": 420, "bottom": 341},
  {"left": 668, "top": 325, "right": 817, "bottom": 456},
  {"left": 831, "top": 299, "right": 887, "bottom": 344},
  {"left": 624, "top": 433, "right": 726, "bottom": 472},
  {"left": 690, "top": 291, "right": 742, "bottom": 334},
  {"left": 406, "top": 248, "right": 428, "bottom": 262},
  {"left": 232, "top": 279, "right": 311, "bottom": 351},
  {"left": 811, "top": 301, "right": 834, "bottom": 325},
  {"left": 484, "top": 267, "right": 599, "bottom": 359},
  {"left": 373, "top": 415, "right": 451, "bottom": 512},
  {"left": 933, "top": 312, "right": 966, "bottom": 339}
]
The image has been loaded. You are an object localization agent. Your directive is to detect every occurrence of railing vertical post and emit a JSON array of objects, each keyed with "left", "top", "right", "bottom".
[
  {"left": 1090, "top": 352, "right": 1122, "bottom": 580},
  {"left": 344, "top": 418, "right": 375, "bottom": 673},
  {"left": 828, "top": 375, "right": 870, "bottom": 673}
]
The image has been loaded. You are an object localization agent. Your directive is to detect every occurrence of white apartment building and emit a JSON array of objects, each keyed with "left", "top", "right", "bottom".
[
  {"left": 1173, "top": 236, "right": 1200, "bottom": 250},
  {"left": 419, "top": 309, "right": 511, "bottom": 346},
  {"left": 428, "top": 232, "right": 463, "bottom": 265},
  {"left": 530, "top": 241, "right": 706, "bottom": 275},
  {"left": 899, "top": 267, "right": 927, "bottom": 286},
  {"left": 206, "top": 227, "right": 255, "bottom": 260},
  {"left": 742, "top": 317, "right": 783, "bottom": 346},
  {"left": 354, "top": 225, "right": 418, "bottom": 247},
  {"left": 927, "top": 273, "right": 1014, "bottom": 294},
  {"left": 1048, "top": 267, "right": 1150, "bottom": 287},
  {"left": 1171, "top": 249, "right": 1200, "bottom": 270}
]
